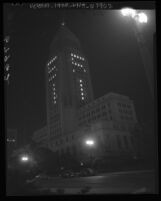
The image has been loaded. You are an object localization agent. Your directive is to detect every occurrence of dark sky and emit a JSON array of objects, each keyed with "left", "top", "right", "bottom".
[{"left": 4, "top": 5, "right": 156, "bottom": 142}]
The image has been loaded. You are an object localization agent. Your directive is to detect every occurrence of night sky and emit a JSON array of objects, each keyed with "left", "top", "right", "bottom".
[{"left": 4, "top": 5, "right": 156, "bottom": 143}]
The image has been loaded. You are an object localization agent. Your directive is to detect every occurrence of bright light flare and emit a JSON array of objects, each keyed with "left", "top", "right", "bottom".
[
  {"left": 21, "top": 156, "right": 29, "bottom": 162},
  {"left": 85, "top": 140, "right": 95, "bottom": 146},
  {"left": 137, "top": 13, "right": 148, "bottom": 23},
  {"left": 121, "top": 8, "right": 136, "bottom": 18}
]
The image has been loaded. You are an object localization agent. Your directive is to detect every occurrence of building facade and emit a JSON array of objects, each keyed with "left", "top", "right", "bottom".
[
  {"left": 45, "top": 23, "right": 94, "bottom": 149},
  {"left": 32, "top": 126, "right": 48, "bottom": 148},
  {"left": 50, "top": 93, "right": 140, "bottom": 161},
  {"left": 33, "top": 24, "right": 141, "bottom": 162}
]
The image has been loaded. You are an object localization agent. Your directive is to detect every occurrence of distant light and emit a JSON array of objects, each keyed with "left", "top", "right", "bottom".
[
  {"left": 121, "top": 8, "right": 136, "bottom": 18},
  {"left": 79, "top": 79, "right": 82, "bottom": 83},
  {"left": 137, "top": 12, "right": 148, "bottom": 23},
  {"left": 85, "top": 140, "right": 94, "bottom": 146},
  {"left": 61, "top": 22, "right": 65, "bottom": 26},
  {"left": 20, "top": 155, "right": 29, "bottom": 162}
]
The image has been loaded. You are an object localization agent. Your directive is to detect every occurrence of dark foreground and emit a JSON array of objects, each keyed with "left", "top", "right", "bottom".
[{"left": 7, "top": 169, "right": 157, "bottom": 195}]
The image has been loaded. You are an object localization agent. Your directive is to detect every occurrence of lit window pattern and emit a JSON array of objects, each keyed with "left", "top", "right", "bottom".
[
  {"left": 70, "top": 53, "right": 85, "bottom": 72},
  {"left": 7, "top": 138, "right": 16, "bottom": 142},
  {"left": 47, "top": 56, "right": 57, "bottom": 66},
  {"left": 78, "top": 79, "right": 85, "bottom": 101},
  {"left": 4, "top": 35, "right": 11, "bottom": 84},
  {"left": 48, "top": 66, "right": 56, "bottom": 74},
  {"left": 71, "top": 53, "right": 85, "bottom": 61}
]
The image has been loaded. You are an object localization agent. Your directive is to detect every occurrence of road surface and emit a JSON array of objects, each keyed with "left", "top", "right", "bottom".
[{"left": 33, "top": 169, "right": 157, "bottom": 194}]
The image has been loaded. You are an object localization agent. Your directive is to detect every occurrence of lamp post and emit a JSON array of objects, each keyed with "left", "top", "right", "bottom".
[
  {"left": 85, "top": 139, "right": 95, "bottom": 168},
  {"left": 121, "top": 8, "right": 154, "bottom": 100}
]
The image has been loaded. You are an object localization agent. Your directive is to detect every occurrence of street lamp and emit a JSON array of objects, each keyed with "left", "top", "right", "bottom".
[
  {"left": 85, "top": 139, "right": 95, "bottom": 168},
  {"left": 121, "top": 8, "right": 154, "bottom": 99},
  {"left": 20, "top": 155, "right": 29, "bottom": 163},
  {"left": 85, "top": 140, "right": 95, "bottom": 146},
  {"left": 121, "top": 8, "right": 148, "bottom": 23}
]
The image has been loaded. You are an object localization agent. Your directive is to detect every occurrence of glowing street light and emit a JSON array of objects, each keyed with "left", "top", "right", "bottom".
[
  {"left": 120, "top": 8, "right": 154, "bottom": 99},
  {"left": 20, "top": 155, "right": 29, "bottom": 162},
  {"left": 121, "top": 8, "right": 148, "bottom": 24},
  {"left": 137, "top": 13, "right": 148, "bottom": 23},
  {"left": 121, "top": 8, "right": 136, "bottom": 18},
  {"left": 85, "top": 139, "right": 95, "bottom": 146}
]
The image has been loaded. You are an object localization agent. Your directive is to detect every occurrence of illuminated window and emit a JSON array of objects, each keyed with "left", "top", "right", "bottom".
[
  {"left": 71, "top": 53, "right": 73, "bottom": 56},
  {"left": 72, "top": 62, "right": 74, "bottom": 64},
  {"left": 81, "top": 93, "right": 84, "bottom": 96},
  {"left": 80, "top": 84, "right": 83, "bottom": 87},
  {"left": 79, "top": 79, "right": 82, "bottom": 83},
  {"left": 73, "top": 69, "right": 75, "bottom": 72},
  {"left": 54, "top": 101, "right": 56, "bottom": 104},
  {"left": 84, "top": 69, "right": 86, "bottom": 72},
  {"left": 80, "top": 88, "right": 83, "bottom": 91},
  {"left": 72, "top": 57, "right": 74, "bottom": 60},
  {"left": 82, "top": 97, "right": 85, "bottom": 100}
]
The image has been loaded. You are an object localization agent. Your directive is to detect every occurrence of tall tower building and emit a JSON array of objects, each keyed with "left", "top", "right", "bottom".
[{"left": 45, "top": 23, "right": 94, "bottom": 148}]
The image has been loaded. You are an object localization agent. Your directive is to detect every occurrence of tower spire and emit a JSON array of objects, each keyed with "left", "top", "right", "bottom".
[{"left": 61, "top": 10, "right": 66, "bottom": 26}]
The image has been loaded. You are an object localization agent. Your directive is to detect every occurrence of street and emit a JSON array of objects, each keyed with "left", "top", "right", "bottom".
[{"left": 33, "top": 169, "right": 157, "bottom": 194}]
